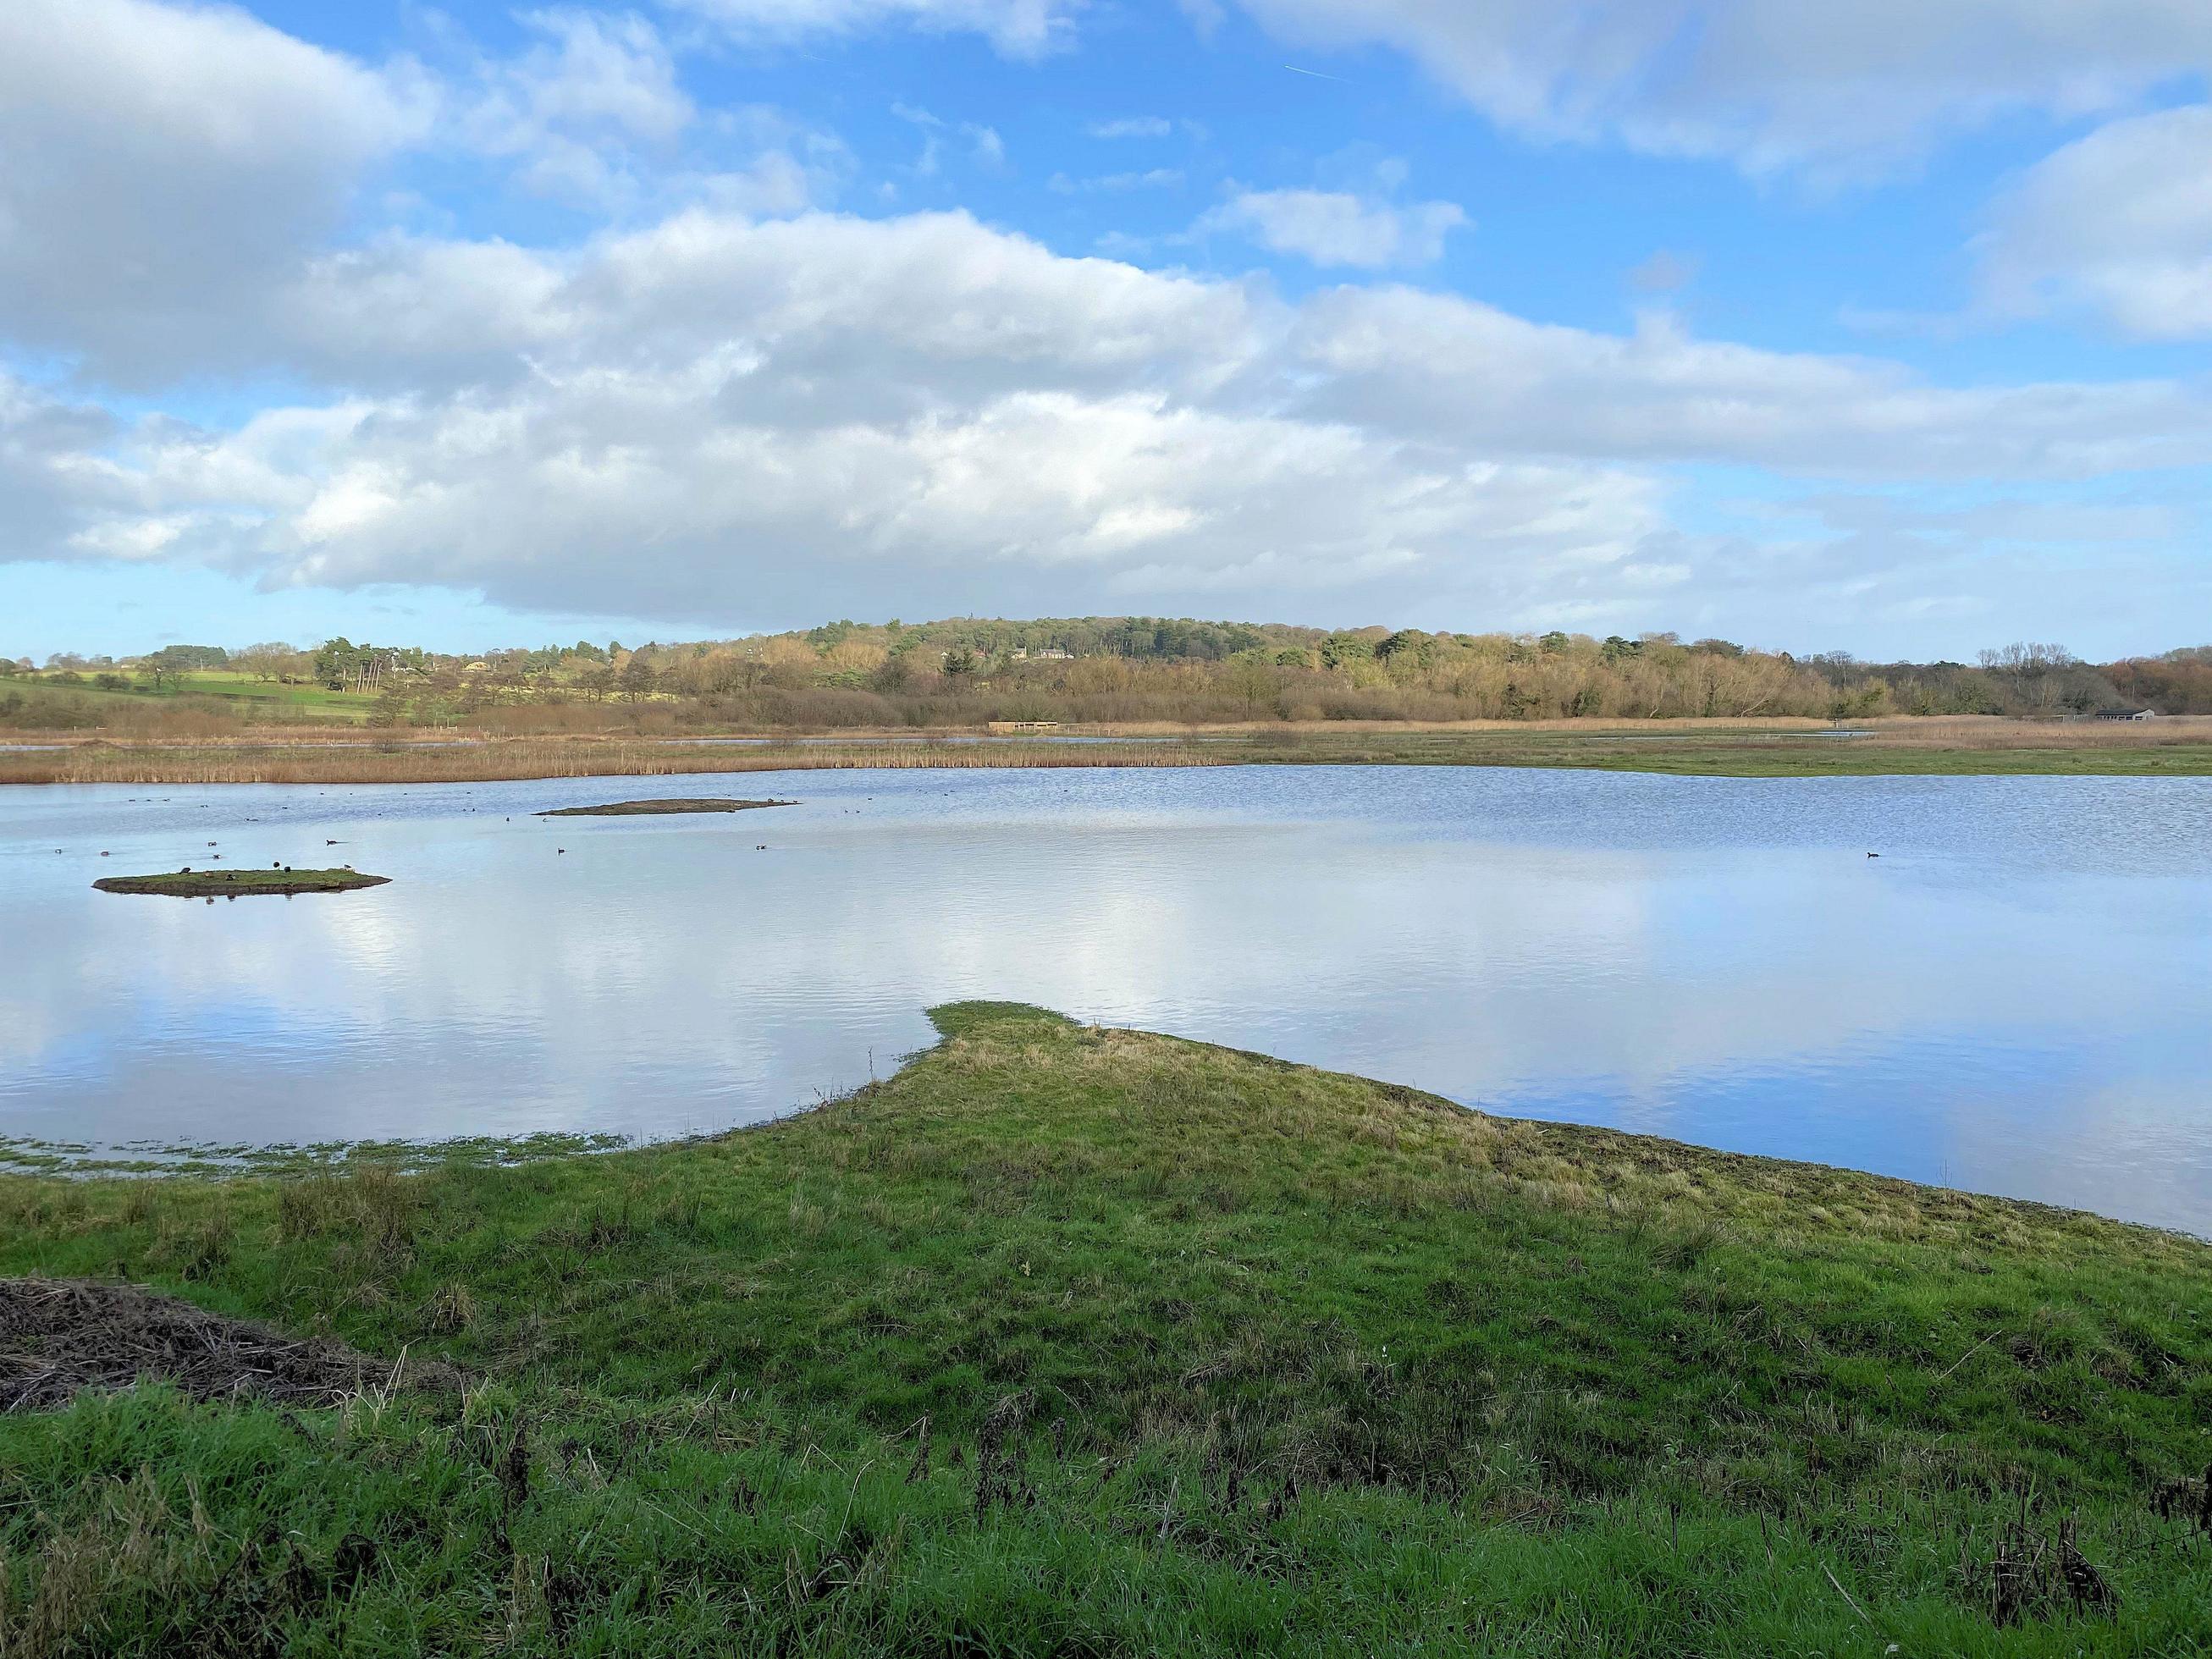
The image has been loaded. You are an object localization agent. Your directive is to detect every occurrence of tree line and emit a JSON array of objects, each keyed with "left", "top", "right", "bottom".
[{"left": 6, "top": 622, "right": 2208, "bottom": 730}]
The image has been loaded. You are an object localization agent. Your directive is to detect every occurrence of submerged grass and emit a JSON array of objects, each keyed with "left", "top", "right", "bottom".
[{"left": 3, "top": 1004, "right": 2209, "bottom": 1653}]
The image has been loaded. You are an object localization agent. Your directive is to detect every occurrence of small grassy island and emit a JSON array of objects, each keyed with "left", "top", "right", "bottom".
[
  {"left": 536, "top": 796, "right": 796, "bottom": 817},
  {"left": 3, "top": 1005, "right": 2208, "bottom": 1652},
  {"left": 91, "top": 868, "right": 391, "bottom": 897}
]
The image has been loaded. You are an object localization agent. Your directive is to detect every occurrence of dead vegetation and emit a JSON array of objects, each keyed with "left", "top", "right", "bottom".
[
  {"left": 1961, "top": 1509, "right": 2117, "bottom": 1628},
  {"left": 0, "top": 1279, "right": 450, "bottom": 1413}
]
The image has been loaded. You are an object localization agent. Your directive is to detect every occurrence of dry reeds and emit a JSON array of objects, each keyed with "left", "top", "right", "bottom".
[
  {"left": 0, "top": 736, "right": 1216, "bottom": 785},
  {"left": 3, "top": 715, "right": 2208, "bottom": 785}
]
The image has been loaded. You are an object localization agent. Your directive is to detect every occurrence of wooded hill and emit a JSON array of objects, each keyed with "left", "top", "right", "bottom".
[{"left": 7, "top": 624, "right": 2208, "bottom": 731}]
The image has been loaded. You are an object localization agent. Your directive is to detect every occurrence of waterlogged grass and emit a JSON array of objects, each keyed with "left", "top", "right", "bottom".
[
  {"left": 3, "top": 1005, "right": 2209, "bottom": 1653},
  {"left": 0, "top": 1131, "right": 631, "bottom": 1181}
]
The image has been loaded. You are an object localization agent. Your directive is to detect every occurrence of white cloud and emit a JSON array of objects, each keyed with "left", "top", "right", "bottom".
[
  {"left": 667, "top": 0, "right": 1083, "bottom": 58},
  {"left": 0, "top": 0, "right": 428, "bottom": 383},
  {"left": 1978, "top": 105, "right": 2212, "bottom": 339},
  {"left": 0, "top": 374, "right": 124, "bottom": 551},
  {"left": 1201, "top": 190, "right": 1467, "bottom": 268},
  {"left": 1225, "top": 0, "right": 2212, "bottom": 176},
  {"left": 14, "top": 201, "right": 2211, "bottom": 635},
  {"left": 891, "top": 102, "right": 1009, "bottom": 175},
  {"left": 222, "top": 384, "right": 1667, "bottom": 621},
  {"left": 0, "top": 0, "right": 857, "bottom": 385},
  {"left": 1288, "top": 289, "right": 2212, "bottom": 477},
  {"left": 5, "top": 3, "right": 2210, "bottom": 641},
  {"left": 1089, "top": 116, "right": 1173, "bottom": 139},
  {"left": 1050, "top": 168, "right": 1185, "bottom": 194},
  {"left": 457, "top": 8, "right": 694, "bottom": 205}
]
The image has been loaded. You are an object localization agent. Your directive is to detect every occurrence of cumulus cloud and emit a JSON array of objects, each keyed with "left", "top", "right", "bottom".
[
  {"left": 13, "top": 200, "right": 2212, "bottom": 631},
  {"left": 6, "top": 0, "right": 2211, "bottom": 640},
  {"left": 1224, "top": 0, "right": 2212, "bottom": 176},
  {"left": 1, "top": 375, "right": 124, "bottom": 553},
  {"left": 1287, "top": 290, "right": 2212, "bottom": 477},
  {"left": 666, "top": 0, "right": 1082, "bottom": 58},
  {"left": 1200, "top": 190, "right": 1467, "bottom": 268},
  {"left": 1978, "top": 105, "right": 2212, "bottom": 339},
  {"left": 0, "top": 0, "right": 428, "bottom": 383},
  {"left": 226, "top": 386, "right": 1670, "bottom": 621}
]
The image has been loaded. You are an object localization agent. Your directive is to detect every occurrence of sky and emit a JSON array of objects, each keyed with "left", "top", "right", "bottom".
[{"left": 2, "top": 0, "right": 2209, "bottom": 661}]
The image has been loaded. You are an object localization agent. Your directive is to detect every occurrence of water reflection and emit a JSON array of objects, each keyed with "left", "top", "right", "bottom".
[{"left": 3, "top": 768, "right": 2208, "bottom": 1230}]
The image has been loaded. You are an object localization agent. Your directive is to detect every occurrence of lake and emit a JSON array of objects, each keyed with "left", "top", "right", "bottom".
[{"left": 3, "top": 767, "right": 2208, "bottom": 1231}]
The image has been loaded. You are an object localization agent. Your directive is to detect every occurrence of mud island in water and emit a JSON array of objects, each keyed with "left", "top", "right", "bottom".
[
  {"left": 536, "top": 797, "right": 796, "bottom": 817},
  {"left": 93, "top": 868, "right": 392, "bottom": 897}
]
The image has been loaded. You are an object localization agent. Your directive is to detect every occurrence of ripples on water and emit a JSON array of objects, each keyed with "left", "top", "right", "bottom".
[{"left": 3, "top": 768, "right": 2208, "bottom": 1230}]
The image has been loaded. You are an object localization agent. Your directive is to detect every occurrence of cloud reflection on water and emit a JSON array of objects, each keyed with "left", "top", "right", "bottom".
[{"left": 2, "top": 768, "right": 2207, "bottom": 1229}]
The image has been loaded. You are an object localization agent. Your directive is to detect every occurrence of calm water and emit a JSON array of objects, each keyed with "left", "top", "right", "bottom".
[{"left": 3, "top": 768, "right": 2208, "bottom": 1231}]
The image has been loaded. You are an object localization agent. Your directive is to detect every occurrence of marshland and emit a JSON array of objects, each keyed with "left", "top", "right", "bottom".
[
  {"left": 5, "top": 635, "right": 2212, "bottom": 1653},
  {"left": 8, "top": 630, "right": 2209, "bottom": 786},
  {"left": 13, "top": 0, "right": 2212, "bottom": 1642}
]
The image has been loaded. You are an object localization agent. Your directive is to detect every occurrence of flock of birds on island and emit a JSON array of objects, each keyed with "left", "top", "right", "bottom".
[
  {"left": 52, "top": 792, "right": 1891, "bottom": 879},
  {"left": 52, "top": 791, "right": 877, "bottom": 879}
]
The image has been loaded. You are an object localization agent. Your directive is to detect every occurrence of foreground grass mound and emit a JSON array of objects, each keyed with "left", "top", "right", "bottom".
[{"left": 3, "top": 1005, "right": 2209, "bottom": 1654}]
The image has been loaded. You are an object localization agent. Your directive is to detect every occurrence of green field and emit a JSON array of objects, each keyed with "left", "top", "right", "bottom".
[
  {"left": 158, "top": 671, "right": 374, "bottom": 720},
  {"left": 3, "top": 1005, "right": 2207, "bottom": 1654},
  {"left": 0, "top": 670, "right": 373, "bottom": 730}
]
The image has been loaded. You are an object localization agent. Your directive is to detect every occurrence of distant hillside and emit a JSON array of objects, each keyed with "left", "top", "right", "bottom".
[{"left": 7, "top": 624, "right": 2208, "bottom": 735}]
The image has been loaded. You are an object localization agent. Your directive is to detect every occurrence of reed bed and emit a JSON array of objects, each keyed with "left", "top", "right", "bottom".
[
  {"left": 0, "top": 737, "right": 1220, "bottom": 786},
  {"left": 5, "top": 718, "right": 2211, "bottom": 785}
]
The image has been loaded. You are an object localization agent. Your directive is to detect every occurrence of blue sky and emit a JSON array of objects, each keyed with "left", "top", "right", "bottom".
[{"left": 3, "top": 0, "right": 2209, "bottom": 660}]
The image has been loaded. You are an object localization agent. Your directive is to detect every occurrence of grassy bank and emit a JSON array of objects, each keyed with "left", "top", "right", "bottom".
[
  {"left": 3, "top": 1006, "right": 2209, "bottom": 1654},
  {"left": 5, "top": 717, "right": 2212, "bottom": 785}
]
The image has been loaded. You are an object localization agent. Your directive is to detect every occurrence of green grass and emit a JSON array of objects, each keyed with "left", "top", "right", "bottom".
[
  {"left": 3, "top": 1005, "right": 2210, "bottom": 1653},
  {"left": 0, "top": 671, "right": 372, "bottom": 740},
  {"left": 163, "top": 671, "right": 373, "bottom": 719}
]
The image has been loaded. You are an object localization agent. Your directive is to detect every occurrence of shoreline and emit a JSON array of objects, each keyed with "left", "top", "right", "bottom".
[
  {"left": 3, "top": 1003, "right": 2208, "bottom": 1650},
  {"left": 5, "top": 1003, "right": 2199, "bottom": 1243},
  {"left": 5, "top": 715, "right": 2211, "bottom": 784}
]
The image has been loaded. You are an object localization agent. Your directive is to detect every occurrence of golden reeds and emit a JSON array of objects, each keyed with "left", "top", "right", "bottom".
[{"left": 3, "top": 716, "right": 2208, "bottom": 785}]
